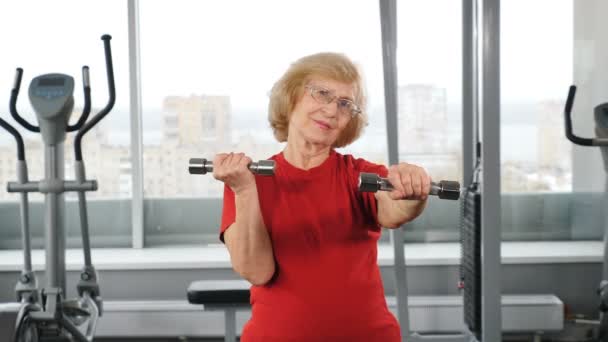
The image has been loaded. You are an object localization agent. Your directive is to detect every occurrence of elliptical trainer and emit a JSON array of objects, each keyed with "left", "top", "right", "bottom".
[
  {"left": 563, "top": 85, "right": 608, "bottom": 342},
  {"left": 0, "top": 34, "right": 115, "bottom": 342}
]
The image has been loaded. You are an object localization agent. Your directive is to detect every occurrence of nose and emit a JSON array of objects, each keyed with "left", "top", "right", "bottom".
[{"left": 321, "top": 99, "right": 339, "bottom": 117}]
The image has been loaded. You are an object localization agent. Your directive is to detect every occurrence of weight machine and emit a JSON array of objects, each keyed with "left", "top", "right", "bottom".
[{"left": 378, "top": 0, "right": 502, "bottom": 341}]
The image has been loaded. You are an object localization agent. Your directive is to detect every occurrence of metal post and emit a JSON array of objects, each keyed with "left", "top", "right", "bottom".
[
  {"left": 379, "top": 1, "right": 410, "bottom": 341},
  {"left": 45, "top": 144, "right": 66, "bottom": 295},
  {"left": 463, "top": 0, "right": 475, "bottom": 185},
  {"left": 17, "top": 160, "right": 32, "bottom": 273},
  {"left": 128, "top": 0, "right": 145, "bottom": 248},
  {"left": 225, "top": 308, "right": 236, "bottom": 342},
  {"left": 462, "top": 0, "right": 478, "bottom": 340},
  {"left": 75, "top": 161, "right": 92, "bottom": 267},
  {"left": 480, "top": 0, "right": 502, "bottom": 340}
]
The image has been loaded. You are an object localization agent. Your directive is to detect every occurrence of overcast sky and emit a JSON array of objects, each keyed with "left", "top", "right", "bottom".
[{"left": 0, "top": 0, "right": 573, "bottom": 116}]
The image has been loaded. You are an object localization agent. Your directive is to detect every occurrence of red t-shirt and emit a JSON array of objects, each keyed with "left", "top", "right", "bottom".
[{"left": 220, "top": 150, "right": 400, "bottom": 341}]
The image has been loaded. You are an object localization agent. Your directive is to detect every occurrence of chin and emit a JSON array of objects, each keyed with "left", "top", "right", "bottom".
[
  {"left": 306, "top": 133, "right": 336, "bottom": 146},
  {"left": 295, "top": 126, "right": 338, "bottom": 147}
]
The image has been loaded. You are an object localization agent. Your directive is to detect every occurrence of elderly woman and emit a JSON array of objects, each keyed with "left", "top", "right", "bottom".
[{"left": 213, "top": 53, "right": 430, "bottom": 341}]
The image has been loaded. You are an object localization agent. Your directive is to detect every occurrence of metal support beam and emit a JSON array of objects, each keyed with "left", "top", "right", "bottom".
[
  {"left": 378, "top": 1, "right": 410, "bottom": 340},
  {"left": 463, "top": 0, "right": 476, "bottom": 185},
  {"left": 479, "top": 0, "right": 502, "bottom": 340},
  {"left": 128, "top": 0, "right": 145, "bottom": 248}
]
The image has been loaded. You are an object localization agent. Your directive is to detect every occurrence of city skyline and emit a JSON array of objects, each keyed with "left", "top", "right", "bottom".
[
  {"left": 0, "top": 83, "right": 575, "bottom": 201},
  {"left": 0, "top": 1, "right": 573, "bottom": 110}
]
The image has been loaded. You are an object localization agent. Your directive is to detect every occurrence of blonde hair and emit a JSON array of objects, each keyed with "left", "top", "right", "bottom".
[{"left": 268, "top": 52, "right": 368, "bottom": 148}]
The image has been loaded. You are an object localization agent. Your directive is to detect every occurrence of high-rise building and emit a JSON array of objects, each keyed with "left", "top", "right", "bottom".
[
  {"left": 398, "top": 84, "right": 448, "bottom": 155},
  {"left": 538, "top": 100, "right": 571, "bottom": 171},
  {"left": 162, "top": 95, "right": 231, "bottom": 148},
  {"left": 396, "top": 84, "right": 460, "bottom": 181},
  {"left": 0, "top": 105, "right": 137, "bottom": 200},
  {"left": 137, "top": 94, "right": 235, "bottom": 198},
  {"left": 536, "top": 100, "right": 572, "bottom": 191}
]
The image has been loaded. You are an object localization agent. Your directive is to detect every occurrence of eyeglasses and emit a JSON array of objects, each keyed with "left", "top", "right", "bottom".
[{"left": 305, "top": 85, "right": 362, "bottom": 118}]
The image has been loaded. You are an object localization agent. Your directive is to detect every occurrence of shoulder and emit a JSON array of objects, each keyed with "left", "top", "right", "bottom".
[
  {"left": 335, "top": 151, "right": 388, "bottom": 177},
  {"left": 263, "top": 151, "right": 283, "bottom": 174},
  {"left": 268, "top": 151, "right": 282, "bottom": 161}
]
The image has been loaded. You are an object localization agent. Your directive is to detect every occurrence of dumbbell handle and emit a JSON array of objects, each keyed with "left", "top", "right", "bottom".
[
  {"left": 358, "top": 172, "right": 461, "bottom": 200},
  {"left": 188, "top": 158, "right": 275, "bottom": 176}
]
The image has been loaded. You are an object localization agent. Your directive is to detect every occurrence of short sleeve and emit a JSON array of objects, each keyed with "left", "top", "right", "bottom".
[
  {"left": 219, "top": 184, "right": 236, "bottom": 243},
  {"left": 351, "top": 157, "right": 389, "bottom": 229}
]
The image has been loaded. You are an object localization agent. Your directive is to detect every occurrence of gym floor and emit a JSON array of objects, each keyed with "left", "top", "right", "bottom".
[
  {"left": 97, "top": 339, "right": 231, "bottom": 342},
  {"left": 95, "top": 336, "right": 583, "bottom": 342}
]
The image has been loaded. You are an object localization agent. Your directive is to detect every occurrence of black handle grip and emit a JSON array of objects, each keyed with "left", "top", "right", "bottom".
[
  {"left": 565, "top": 85, "right": 576, "bottom": 115},
  {"left": 0, "top": 117, "right": 25, "bottom": 160},
  {"left": 74, "top": 34, "right": 115, "bottom": 161},
  {"left": 67, "top": 66, "right": 92, "bottom": 132},
  {"left": 564, "top": 85, "right": 594, "bottom": 146},
  {"left": 9, "top": 68, "right": 40, "bottom": 132}
]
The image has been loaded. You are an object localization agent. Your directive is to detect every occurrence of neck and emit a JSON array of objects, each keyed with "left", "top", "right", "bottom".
[{"left": 283, "top": 139, "right": 332, "bottom": 170}]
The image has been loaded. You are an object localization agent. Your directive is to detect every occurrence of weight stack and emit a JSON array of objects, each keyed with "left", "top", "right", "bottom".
[{"left": 461, "top": 184, "right": 481, "bottom": 340}]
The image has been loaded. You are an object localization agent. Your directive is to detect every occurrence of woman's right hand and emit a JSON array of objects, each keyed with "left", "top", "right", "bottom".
[{"left": 213, "top": 152, "right": 256, "bottom": 194}]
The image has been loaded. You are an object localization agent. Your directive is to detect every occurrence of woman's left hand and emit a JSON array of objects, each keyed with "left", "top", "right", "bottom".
[{"left": 385, "top": 163, "right": 431, "bottom": 201}]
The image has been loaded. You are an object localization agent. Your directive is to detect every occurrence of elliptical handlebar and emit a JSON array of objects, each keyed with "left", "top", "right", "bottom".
[
  {"left": 0, "top": 34, "right": 111, "bottom": 160},
  {"left": 9, "top": 68, "right": 40, "bottom": 133},
  {"left": 0, "top": 68, "right": 26, "bottom": 160},
  {"left": 0, "top": 117, "right": 25, "bottom": 161},
  {"left": 564, "top": 85, "right": 592, "bottom": 146},
  {"left": 74, "top": 34, "right": 116, "bottom": 161},
  {"left": 4, "top": 35, "right": 113, "bottom": 161},
  {"left": 564, "top": 85, "right": 608, "bottom": 147},
  {"left": 66, "top": 66, "right": 92, "bottom": 132}
]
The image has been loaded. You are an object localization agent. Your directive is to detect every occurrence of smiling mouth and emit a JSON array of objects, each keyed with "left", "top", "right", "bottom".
[{"left": 313, "top": 120, "right": 331, "bottom": 130}]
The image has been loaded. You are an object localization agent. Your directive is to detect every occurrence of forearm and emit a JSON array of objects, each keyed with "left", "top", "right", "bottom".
[
  {"left": 225, "top": 188, "right": 275, "bottom": 285},
  {"left": 375, "top": 191, "right": 427, "bottom": 228}
]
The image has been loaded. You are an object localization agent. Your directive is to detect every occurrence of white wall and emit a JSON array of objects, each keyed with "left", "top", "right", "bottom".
[{"left": 573, "top": 0, "right": 608, "bottom": 191}]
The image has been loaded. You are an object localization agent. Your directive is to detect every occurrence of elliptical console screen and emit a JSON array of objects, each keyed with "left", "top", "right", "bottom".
[{"left": 38, "top": 77, "right": 65, "bottom": 87}]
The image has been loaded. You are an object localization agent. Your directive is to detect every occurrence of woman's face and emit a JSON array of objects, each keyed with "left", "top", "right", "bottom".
[{"left": 287, "top": 78, "right": 358, "bottom": 148}]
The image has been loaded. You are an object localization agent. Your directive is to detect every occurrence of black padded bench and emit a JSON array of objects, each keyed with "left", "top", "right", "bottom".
[{"left": 187, "top": 280, "right": 251, "bottom": 342}]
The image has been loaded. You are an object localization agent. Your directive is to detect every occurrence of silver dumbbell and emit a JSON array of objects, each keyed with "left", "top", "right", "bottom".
[
  {"left": 358, "top": 172, "right": 461, "bottom": 200},
  {"left": 188, "top": 158, "right": 276, "bottom": 176}
]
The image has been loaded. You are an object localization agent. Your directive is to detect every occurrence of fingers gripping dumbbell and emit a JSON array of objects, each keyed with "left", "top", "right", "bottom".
[
  {"left": 358, "top": 172, "right": 461, "bottom": 200},
  {"left": 188, "top": 158, "right": 276, "bottom": 176}
]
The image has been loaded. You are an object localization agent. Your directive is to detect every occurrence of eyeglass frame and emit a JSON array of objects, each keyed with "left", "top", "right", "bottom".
[{"left": 304, "top": 84, "right": 362, "bottom": 118}]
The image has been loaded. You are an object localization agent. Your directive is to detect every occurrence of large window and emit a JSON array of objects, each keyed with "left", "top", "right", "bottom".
[
  {"left": 397, "top": 0, "right": 463, "bottom": 242},
  {"left": 139, "top": 0, "right": 386, "bottom": 246},
  {"left": 500, "top": 0, "right": 606, "bottom": 241},
  {"left": 0, "top": 1, "right": 131, "bottom": 248},
  {"left": 501, "top": 0, "right": 573, "bottom": 194},
  {"left": 1, "top": 1, "right": 603, "bottom": 251}
]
